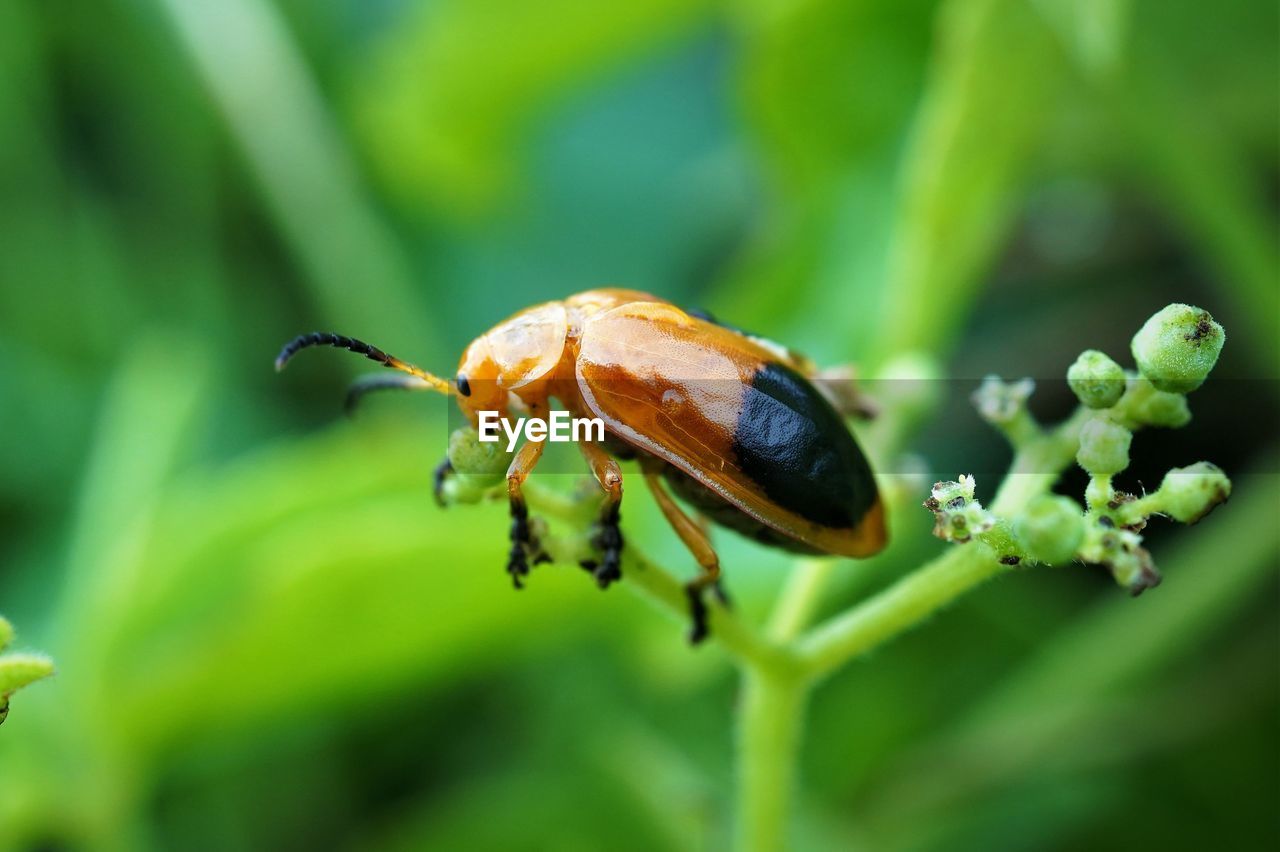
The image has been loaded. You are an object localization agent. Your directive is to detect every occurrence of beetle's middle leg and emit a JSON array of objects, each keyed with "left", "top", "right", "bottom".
[
  {"left": 643, "top": 471, "right": 722, "bottom": 645},
  {"left": 506, "top": 439, "right": 548, "bottom": 589},
  {"left": 577, "top": 441, "right": 624, "bottom": 589}
]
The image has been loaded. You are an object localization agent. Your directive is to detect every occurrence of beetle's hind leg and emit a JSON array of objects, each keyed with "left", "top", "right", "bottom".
[
  {"left": 810, "top": 365, "right": 880, "bottom": 420},
  {"left": 577, "top": 442, "right": 624, "bottom": 589},
  {"left": 643, "top": 472, "right": 723, "bottom": 645},
  {"left": 506, "top": 439, "right": 548, "bottom": 588}
]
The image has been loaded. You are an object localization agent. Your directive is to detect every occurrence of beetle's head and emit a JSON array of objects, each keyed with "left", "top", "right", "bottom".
[
  {"left": 453, "top": 338, "right": 512, "bottom": 423},
  {"left": 275, "top": 309, "right": 566, "bottom": 423},
  {"left": 453, "top": 305, "right": 568, "bottom": 422}
]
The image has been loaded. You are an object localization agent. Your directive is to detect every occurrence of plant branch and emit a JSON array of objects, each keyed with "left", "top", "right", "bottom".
[
  {"left": 766, "top": 558, "right": 837, "bottom": 643},
  {"left": 735, "top": 667, "right": 809, "bottom": 852},
  {"left": 622, "top": 550, "right": 789, "bottom": 672},
  {"left": 796, "top": 406, "right": 1090, "bottom": 683},
  {"left": 522, "top": 481, "right": 788, "bottom": 672},
  {"left": 796, "top": 544, "right": 1007, "bottom": 683}
]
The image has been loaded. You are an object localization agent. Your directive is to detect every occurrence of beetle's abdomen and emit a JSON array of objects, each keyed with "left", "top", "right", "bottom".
[
  {"left": 732, "top": 362, "right": 877, "bottom": 531},
  {"left": 659, "top": 461, "right": 826, "bottom": 555},
  {"left": 576, "top": 300, "right": 885, "bottom": 557}
]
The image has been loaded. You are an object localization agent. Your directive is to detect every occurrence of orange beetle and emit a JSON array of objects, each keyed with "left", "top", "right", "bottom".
[{"left": 276, "top": 289, "right": 886, "bottom": 641}]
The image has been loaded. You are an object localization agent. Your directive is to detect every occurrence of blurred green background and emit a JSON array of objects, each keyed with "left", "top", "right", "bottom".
[{"left": 0, "top": 0, "right": 1277, "bottom": 849}]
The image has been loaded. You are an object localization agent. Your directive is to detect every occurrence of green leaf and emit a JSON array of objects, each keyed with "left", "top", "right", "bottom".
[{"left": 875, "top": 0, "right": 1064, "bottom": 361}]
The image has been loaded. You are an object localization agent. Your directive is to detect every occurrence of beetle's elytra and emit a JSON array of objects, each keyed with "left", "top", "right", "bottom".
[{"left": 277, "top": 289, "right": 886, "bottom": 642}]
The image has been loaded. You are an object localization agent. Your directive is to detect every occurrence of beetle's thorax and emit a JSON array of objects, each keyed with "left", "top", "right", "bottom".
[{"left": 453, "top": 288, "right": 669, "bottom": 423}]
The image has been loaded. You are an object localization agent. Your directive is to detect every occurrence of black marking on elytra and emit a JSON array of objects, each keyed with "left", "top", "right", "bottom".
[
  {"left": 661, "top": 462, "right": 823, "bottom": 554},
  {"left": 731, "top": 361, "right": 876, "bottom": 530}
]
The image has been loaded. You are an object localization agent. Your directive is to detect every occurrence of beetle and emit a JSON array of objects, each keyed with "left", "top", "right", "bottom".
[{"left": 276, "top": 288, "right": 886, "bottom": 642}]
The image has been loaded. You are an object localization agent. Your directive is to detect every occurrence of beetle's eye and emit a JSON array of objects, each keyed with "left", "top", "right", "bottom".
[{"left": 456, "top": 374, "right": 471, "bottom": 397}]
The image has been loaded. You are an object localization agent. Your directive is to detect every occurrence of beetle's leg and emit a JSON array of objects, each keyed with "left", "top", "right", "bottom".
[
  {"left": 809, "top": 365, "right": 879, "bottom": 420},
  {"left": 506, "top": 439, "right": 547, "bottom": 589},
  {"left": 643, "top": 472, "right": 722, "bottom": 645},
  {"left": 577, "top": 441, "right": 624, "bottom": 589},
  {"left": 432, "top": 456, "right": 454, "bottom": 507}
]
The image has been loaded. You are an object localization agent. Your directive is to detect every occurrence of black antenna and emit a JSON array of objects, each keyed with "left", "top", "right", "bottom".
[{"left": 343, "top": 373, "right": 435, "bottom": 415}]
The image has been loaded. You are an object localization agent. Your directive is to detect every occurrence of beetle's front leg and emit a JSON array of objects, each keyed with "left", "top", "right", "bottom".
[
  {"left": 432, "top": 456, "right": 453, "bottom": 507},
  {"left": 505, "top": 439, "right": 547, "bottom": 588},
  {"left": 577, "top": 441, "right": 624, "bottom": 589}
]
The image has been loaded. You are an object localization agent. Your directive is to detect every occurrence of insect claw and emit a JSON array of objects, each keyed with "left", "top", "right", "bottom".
[
  {"left": 507, "top": 501, "right": 537, "bottom": 588},
  {"left": 506, "top": 546, "right": 529, "bottom": 589},
  {"left": 685, "top": 585, "right": 710, "bottom": 645},
  {"left": 586, "top": 510, "right": 623, "bottom": 589},
  {"left": 593, "top": 557, "right": 621, "bottom": 589}
]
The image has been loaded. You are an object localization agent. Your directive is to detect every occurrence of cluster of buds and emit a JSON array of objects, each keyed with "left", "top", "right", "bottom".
[
  {"left": 928, "top": 304, "right": 1231, "bottom": 595},
  {"left": 437, "top": 425, "right": 515, "bottom": 505},
  {"left": 924, "top": 476, "right": 996, "bottom": 545}
]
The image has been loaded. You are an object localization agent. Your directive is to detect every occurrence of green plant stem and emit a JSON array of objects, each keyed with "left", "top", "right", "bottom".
[
  {"left": 767, "top": 558, "right": 837, "bottom": 643},
  {"left": 797, "top": 544, "right": 1007, "bottom": 682},
  {"left": 523, "top": 481, "right": 789, "bottom": 672},
  {"left": 622, "top": 550, "right": 788, "bottom": 671},
  {"left": 532, "top": 397, "right": 1138, "bottom": 852},
  {"left": 736, "top": 667, "right": 809, "bottom": 852},
  {"left": 796, "top": 407, "right": 1088, "bottom": 682},
  {"left": 989, "top": 406, "right": 1089, "bottom": 516}
]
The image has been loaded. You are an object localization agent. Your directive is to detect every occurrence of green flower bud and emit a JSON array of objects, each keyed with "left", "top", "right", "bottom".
[
  {"left": 923, "top": 475, "right": 995, "bottom": 544},
  {"left": 1109, "top": 546, "right": 1161, "bottom": 595},
  {"left": 1125, "top": 378, "right": 1191, "bottom": 429},
  {"left": 1130, "top": 304, "right": 1225, "bottom": 394},
  {"left": 448, "top": 426, "right": 513, "bottom": 478},
  {"left": 1079, "top": 524, "right": 1160, "bottom": 595},
  {"left": 972, "top": 375, "right": 1035, "bottom": 425},
  {"left": 1013, "top": 495, "right": 1085, "bottom": 565},
  {"left": 1067, "top": 350, "right": 1125, "bottom": 409},
  {"left": 441, "top": 427, "right": 514, "bottom": 504},
  {"left": 1156, "top": 462, "right": 1232, "bottom": 524},
  {"left": 1076, "top": 416, "right": 1132, "bottom": 475}
]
